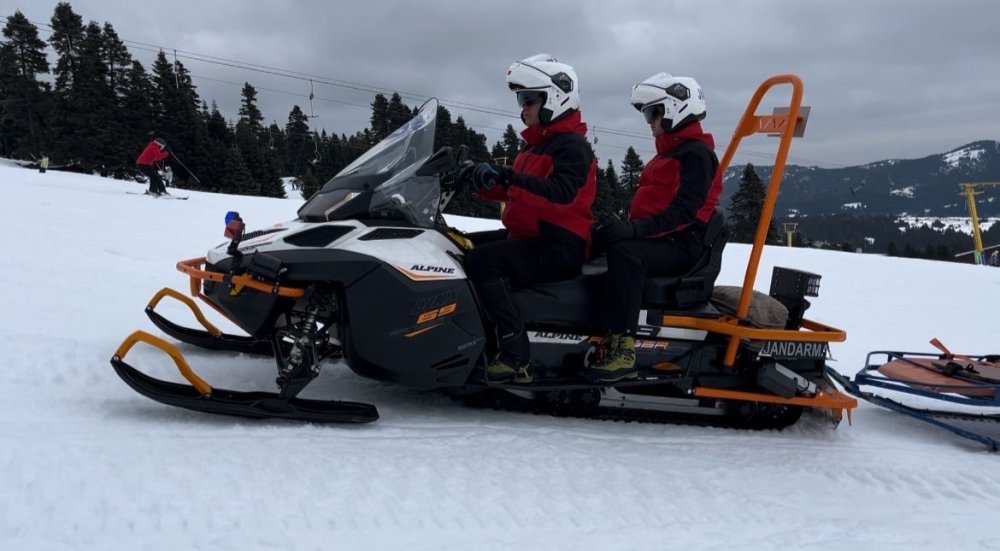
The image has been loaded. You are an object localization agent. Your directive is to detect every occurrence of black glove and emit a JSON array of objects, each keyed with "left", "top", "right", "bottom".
[
  {"left": 454, "top": 163, "right": 474, "bottom": 187},
  {"left": 592, "top": 220, "right": 636, "bottom": 249},
  {"left": 471, "top": 162, "right": 504, "bottom": 192}
]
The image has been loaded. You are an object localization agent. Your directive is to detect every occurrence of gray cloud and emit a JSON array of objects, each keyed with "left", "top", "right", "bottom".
[{"left": 8, "top": 0, "right": 999, "bottom": 167}]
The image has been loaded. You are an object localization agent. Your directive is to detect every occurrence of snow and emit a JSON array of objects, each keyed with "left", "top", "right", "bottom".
[
  {"left": 2, "top": 162, "right": 1000, "bottom": 550},
  {"left": 890, "top": 186, "right": 915, "bottom": 198},
  {"left": 898, "top": 216, "right": 996, "bottom": 234},
  {"left": 841, "top": 202, "right": 863, "bottom": 210},
  {"left": 942, "top": 146, "right": 985, "bottom": 168}
]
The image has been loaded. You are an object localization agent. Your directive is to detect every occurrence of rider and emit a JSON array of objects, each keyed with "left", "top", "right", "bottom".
[
  {"left": 136, "top": 135, "right": 170, "bottom": 196},
  {"left": 587, "top": 72, "right": 724, "bottom": 382},
  {"left": 465, "top": 54, "right": 597, "bottom": 384}
]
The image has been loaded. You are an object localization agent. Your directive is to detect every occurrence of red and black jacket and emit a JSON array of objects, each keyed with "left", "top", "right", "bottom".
[
  {"left": 629, "top": 122, "right": 722, "bottom": 238},
  {"left": 136, "top": 139, "right": 169, "bottom": 166},
  {"left": 477, "top": 111, "right": 596, "bottom": 246}
]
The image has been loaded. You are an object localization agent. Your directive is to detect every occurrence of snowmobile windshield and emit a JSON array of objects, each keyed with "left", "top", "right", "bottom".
[{"left": 297, "top": 99, "right": 439, "bottom": 226}]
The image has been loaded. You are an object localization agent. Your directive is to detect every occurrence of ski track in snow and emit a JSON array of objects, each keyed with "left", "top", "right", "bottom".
[{"left": 3, "top": 163, "right": 1000, "bottom": 550}]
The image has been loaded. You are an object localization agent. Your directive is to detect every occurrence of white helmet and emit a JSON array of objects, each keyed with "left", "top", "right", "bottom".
[
  {"left": 506, "top": 54, "right": 580, "bottom": 124},
  {"left": 630, "top": 72, "right": 707, "bottom": 133}
]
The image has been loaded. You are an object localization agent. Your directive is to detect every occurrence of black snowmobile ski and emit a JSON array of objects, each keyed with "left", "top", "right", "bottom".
[
  {"left": 110, "top": 330, "right": 378, "bottom": 424},
  {"left": 144, "top": 287, "right": 282, "bottom": 356},
  {"left": 146, "top": 305, "right": 276, "bottom": 356}
]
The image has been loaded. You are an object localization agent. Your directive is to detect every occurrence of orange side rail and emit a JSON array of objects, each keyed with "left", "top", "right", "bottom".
[
  {"left": 661, "top": 314, "right": 846, "bottom": 343},
  {"left": 693, "top": 386, "right": 856, "bottom": 421},
  {"left": 717, "top": 75, "right": 808, "bottom": 366},
  {"left": 176, "top": 257, "right": 306, "bottom": 298}
]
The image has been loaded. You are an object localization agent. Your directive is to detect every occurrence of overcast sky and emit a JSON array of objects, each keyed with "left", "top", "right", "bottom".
[{"left": 5, "top": 0, "right": 999, "bottom": 167}]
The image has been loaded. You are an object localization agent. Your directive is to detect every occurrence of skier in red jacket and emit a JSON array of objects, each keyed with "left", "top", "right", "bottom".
[
  {"left": 464, "top": 54, "right": 597, "bottom": 384},
  {"left": 587, "top": 72, "right": 724, "bottom": 383},
  {"left": 136, "top": 137, "right": 170, "bottom": 195}
]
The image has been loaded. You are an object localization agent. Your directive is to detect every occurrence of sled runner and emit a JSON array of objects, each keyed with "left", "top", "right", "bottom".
[{"left": 111, "top": 75, "right": 857, "bottom": 428}]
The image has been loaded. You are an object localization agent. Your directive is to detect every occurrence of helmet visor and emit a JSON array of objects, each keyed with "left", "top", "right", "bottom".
[
  {"left": 516, "top": 90, "right": 547, "bottom": 108},
  {"left": 641, "top": 104, "right": 665, "bottom": 123}
]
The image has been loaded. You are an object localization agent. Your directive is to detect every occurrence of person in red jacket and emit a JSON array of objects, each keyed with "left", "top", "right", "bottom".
[
  {"left": 136, "top": 137, "right": 170, "bottom": 195},
  {"left": 587, "top": 72, "right": 724, "bottom": 382},
  {"left": 464, "top": 54, "right": 597, "bottom": 384}
]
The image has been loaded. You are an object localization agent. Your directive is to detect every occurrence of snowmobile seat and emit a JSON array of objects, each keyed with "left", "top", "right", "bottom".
[
  {"left": 641, "top": 210, "right": 728, "bottom": 309},
  {"left": 511, "top": 211, "right": 728, "bottom": 328},
  {"left": 511, "top": 264, "right": 606, "bottom": 330}
]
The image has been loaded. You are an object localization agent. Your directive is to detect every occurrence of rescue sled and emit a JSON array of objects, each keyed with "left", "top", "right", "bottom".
[{"left": 830, "top": 339, "right": 1000, "bottom": 451}]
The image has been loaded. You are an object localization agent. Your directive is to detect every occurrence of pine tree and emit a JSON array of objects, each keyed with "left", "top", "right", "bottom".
[
  {"left": 0, "top": 11, "right": 51, "bottom": 158},
  {"left": 120, "top": 60, "right": 153, "bottom": 170},
  {"left": 603, "top": 159, "right": 626, "bottom": 218},
  {"left": 48, "top": 3, "right": 84, "bottom": 91},
  {"left": 592, "top": 165, "right": 618, "bottom": 223},
  {"left": 619, "top": 147, "right": 643, "bottom": 204},
  {"left": 46, "top": 3, "right": 86, "bottom": 166},
  {"left": 500, "top": 124, "right": 522, "bottom": 165},
  {"left": 285, "top": 105, "right": 312, "bottom": 176},
  {"left": 221, "top": 144, "right": 255, "bottom": 195},
  {"left": 489, "top": 140, "right": 506, "bottom": 161},
  {"left": 385, "top": 93, "right": 411, "bottom": 133},
  {"left": 235, "top": 82, "right": 272, "bottom": 195},
  {"left": 727, "top": 163, "right": 780, "bottom": 243},
  {"left": 369, "top": 94, "right": 390, "bottom": 141}
]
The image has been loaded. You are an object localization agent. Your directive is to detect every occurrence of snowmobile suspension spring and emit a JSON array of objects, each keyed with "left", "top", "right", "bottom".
[{"left": 284, "top": 305, "right": 321, "bottom": 379}]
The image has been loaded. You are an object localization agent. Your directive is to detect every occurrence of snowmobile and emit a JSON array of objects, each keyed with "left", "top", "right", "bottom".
[
  {"left": 830, "top": 339, "right": 1000, "bottom": 450},
  {"left": 111, "top": 75, "right": 857, "bottom": 429}
]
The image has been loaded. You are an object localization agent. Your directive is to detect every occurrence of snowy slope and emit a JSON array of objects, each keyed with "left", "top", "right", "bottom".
[{"left": 2, "top": 162, "right": 999, "bottom": 551}]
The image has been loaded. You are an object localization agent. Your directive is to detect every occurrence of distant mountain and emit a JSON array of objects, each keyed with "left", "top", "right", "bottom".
[{"left": 720, "top": 140, "right": 1000, "bottom": 217}]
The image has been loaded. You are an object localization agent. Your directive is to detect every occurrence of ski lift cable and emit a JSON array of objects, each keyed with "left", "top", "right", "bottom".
[{"left": 7, "top": 14, "right": 837, "bottom": 167}]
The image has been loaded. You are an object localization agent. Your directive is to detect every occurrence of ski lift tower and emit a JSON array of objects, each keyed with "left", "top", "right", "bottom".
[
  {"left": 782, "top": 222, "right": 798, "bottom": 247},
  {"left": 959, "top": 181, "right": 1000, "bottom": 264}
]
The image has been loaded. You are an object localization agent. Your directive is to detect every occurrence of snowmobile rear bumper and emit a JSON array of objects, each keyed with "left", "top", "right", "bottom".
[
  {"left": 692, "top": 386, "right": 855, "bottom": 423},
  {"left": 110, "top": 330, "right": 378, "bottom": 424}
]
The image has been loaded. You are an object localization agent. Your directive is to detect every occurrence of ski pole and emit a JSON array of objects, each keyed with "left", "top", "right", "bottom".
[{"left": 170, "top": 151, "right": 201, "bottom": 184}]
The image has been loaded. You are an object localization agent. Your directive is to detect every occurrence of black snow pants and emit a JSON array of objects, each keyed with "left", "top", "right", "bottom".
[
  {"left": 465, "top": 228, "right": 586, "bottom": 363},
  {"left": 138, "top": 164, "right": 166, "bottom": 194},
  {"left": 602, "top": 229, "right": 705, "bottom": 334}
]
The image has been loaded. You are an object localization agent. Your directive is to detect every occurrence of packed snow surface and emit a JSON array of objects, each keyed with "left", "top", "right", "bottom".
[{"left": 2, "top": 161, "right": 999, "bottom": 550}]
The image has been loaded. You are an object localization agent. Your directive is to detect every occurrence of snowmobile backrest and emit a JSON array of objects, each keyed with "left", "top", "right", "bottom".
[{"left": 642, "top": 210, "right": 728, "bottom": 309}]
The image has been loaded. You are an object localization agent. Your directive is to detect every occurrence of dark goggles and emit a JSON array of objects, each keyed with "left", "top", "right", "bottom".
[
  {"left": 516, "top": 90, "right": 547, "bottom": 108},
  {"left": 639, "top": 103, "right": 665, "bottom": 123}
]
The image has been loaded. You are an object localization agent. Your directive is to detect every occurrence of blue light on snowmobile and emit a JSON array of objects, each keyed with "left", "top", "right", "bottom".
[{"left": 224, "top": 211, "right": 245, "bottom": 239}]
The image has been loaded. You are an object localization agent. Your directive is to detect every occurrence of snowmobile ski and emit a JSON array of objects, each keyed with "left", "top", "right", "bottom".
[
  {"left": 110, "top": 330, "right": 378, "bottom": 424},
  {"left": 145, "top": 288, "right": 278, "bottom": 356}
]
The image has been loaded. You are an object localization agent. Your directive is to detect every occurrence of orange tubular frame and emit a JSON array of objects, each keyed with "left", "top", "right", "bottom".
[
  {"left": 176, "top": 257, "right": 305, "bottom": 298},
  {"left": 114, "top": 330, "right": 213, "bottom": 395},
  {"left": 664, "top": 75, "right": 846, "bottom": 366}
]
